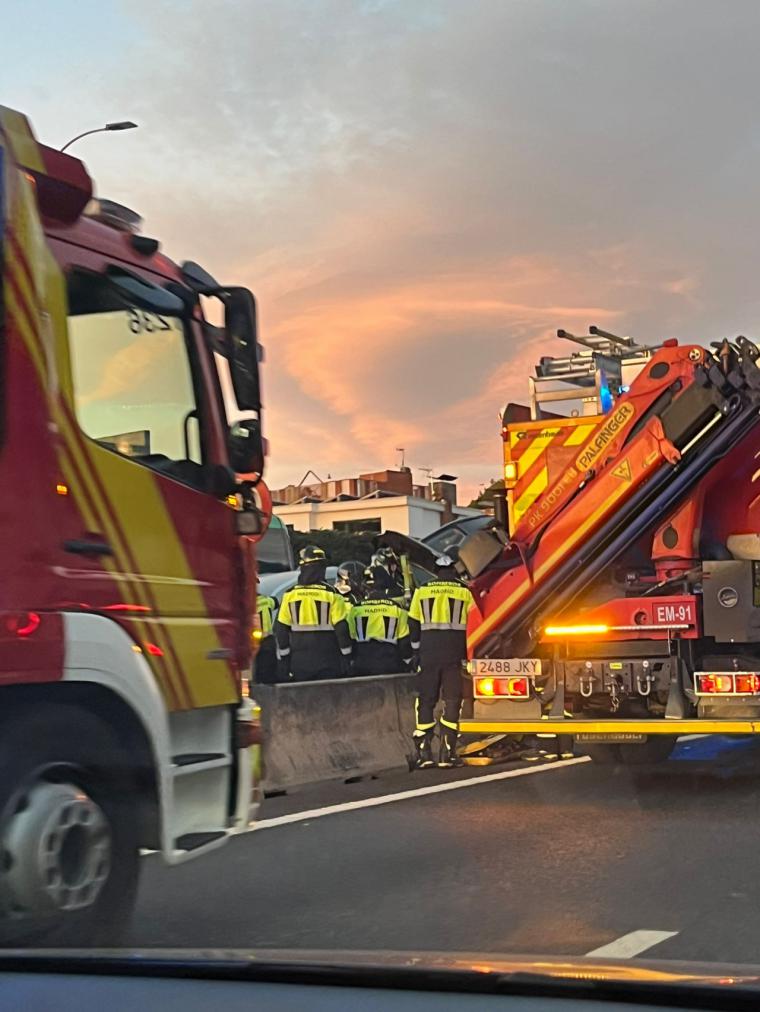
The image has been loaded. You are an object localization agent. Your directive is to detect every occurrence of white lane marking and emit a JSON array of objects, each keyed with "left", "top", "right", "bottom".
[
  {"left": 585, "top": 930, "right": 678, "bottom": 959},
  {"left": 678, "top": 734, "right": 708, "bottom": 742},
  {"left": 247, "top": 757, "right": 590, "bottom": 833}
]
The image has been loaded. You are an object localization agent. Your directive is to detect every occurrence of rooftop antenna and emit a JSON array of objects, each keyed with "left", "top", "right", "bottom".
[{"left": 297, "top": 469, "right": 324, "bottom": 488}]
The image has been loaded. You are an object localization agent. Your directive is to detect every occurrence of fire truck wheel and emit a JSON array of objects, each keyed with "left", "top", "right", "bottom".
[
  {"left": 581, "top": 744, "right": 622, "bottom": 764},
  {"left": 617, "top": 735, "right": 677, "bottom": 765},
  {"left": 0, "top": 704, "right": 140, "bottom": 947}
]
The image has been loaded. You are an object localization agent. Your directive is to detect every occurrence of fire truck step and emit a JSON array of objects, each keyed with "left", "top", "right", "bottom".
[
  {"left": 172, "top": 752, "right": 226, "bottom": 766},
  {"left": 175, "top": 831, "right": 226, "bottom": 852},
  {"left": 172, "top": 753, "right": 231, "bottom": 777}
]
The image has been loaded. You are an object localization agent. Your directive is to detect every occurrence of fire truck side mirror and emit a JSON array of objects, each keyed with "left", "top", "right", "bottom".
[
  {"left": 236, "top": 511, "right": 263, "bottom": 536},
  {"left": 180, "top": 265, "right": 262, "bottom": 416},
  {"left": 228, "top": 419, "right": 264, "bottom": 476},
  {"left": 222, "top": 288, "right": 261, "bottom": 414}
]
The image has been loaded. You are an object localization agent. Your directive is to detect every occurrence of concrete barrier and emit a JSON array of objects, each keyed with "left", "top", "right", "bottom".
[{"left": 254, "top": 673, "right": 417, "bottom": 792}]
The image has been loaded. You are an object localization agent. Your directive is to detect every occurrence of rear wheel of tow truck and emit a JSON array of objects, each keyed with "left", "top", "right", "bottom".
[{"left": 0, "top": 705, "right": 141, "bottom": 947}]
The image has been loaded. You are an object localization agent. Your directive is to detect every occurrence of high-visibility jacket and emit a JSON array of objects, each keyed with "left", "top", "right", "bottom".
[
  {"left": 348, "top": 596, "right": 412, "bottom": 675},
  {"left": 256, "top": 594, "right": 277, "bottom": 638},
  {"left": 275, "top": 582, "right": 352, "bottom": 679},
  {"left": 408, "top": 579, "right": 475, "bottom": 663}
]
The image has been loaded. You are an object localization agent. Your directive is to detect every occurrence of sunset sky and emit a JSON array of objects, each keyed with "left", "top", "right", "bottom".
[{"left": 6, "top": 0, "right": 760, "bottom": 500}]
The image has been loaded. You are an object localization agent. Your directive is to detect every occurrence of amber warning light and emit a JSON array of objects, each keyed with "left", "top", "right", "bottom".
[{"left": 544, "top": 623, "right": 609, "bottom": 637}]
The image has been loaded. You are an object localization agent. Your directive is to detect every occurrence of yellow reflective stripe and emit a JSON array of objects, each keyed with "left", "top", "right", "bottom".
[
  {"left": 469, "top": 464, "right": 635, "bottom": 651},
  {"left": 513, "top": 465, "right": 549, "bottom": 519},
  {"left": 85, "top": 448, "right": 237, "bottom": 708},
  {"left": 57, "top": 418, "right": 190, "bottom": 709},
  {"left": 514, "top": 433, "right": 558, "bottom": 475},
  {"left": 0, "top": 107, "right": 45, "bottom": 172},
  {"left": 5, "top": 281, "right": 45, "bottom": 379},
  {"left": 5, "top": 185, "right": 188, "bottom": 709},
  {"left": 563, "top": 423, "right": 596, "bottom": 446},
  {"left": 414, "top": 697, "right": 435, "bottom": 733}
]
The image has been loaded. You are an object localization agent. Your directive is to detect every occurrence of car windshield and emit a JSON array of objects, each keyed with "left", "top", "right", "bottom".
[
  {"left": 7, "top": 0, "right": 760, "bottom": 990},
  {"left": 256, "top": 516, "right": 296, "bottom": 573}
]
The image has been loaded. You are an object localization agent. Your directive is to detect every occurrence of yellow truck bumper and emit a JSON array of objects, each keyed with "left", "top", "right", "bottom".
[{"left": 459, "top": 718, "right": 760, "bottom": 735}]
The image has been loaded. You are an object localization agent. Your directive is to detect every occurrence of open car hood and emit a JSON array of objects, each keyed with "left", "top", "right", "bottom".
[{"left": 376, "top": 530, "right": 439, "bottom": 574}]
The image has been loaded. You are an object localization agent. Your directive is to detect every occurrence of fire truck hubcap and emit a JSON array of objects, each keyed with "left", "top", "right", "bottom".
[{"left": 1, "top": 781, "right": 111, "bottom": 916}]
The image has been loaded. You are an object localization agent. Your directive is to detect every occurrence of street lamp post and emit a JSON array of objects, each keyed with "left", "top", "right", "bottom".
[{"left": 60, "top": 121, "right": 138, "bottom": 153}]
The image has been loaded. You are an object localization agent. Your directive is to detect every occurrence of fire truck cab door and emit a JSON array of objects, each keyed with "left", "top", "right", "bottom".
[{"left": 54, "top": 252, "right": 240, "bottom": 712}]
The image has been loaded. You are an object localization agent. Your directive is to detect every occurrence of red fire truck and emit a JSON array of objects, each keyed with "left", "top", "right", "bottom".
[{"left": 0, "top": 107, "right": 269, "bottom": 942}]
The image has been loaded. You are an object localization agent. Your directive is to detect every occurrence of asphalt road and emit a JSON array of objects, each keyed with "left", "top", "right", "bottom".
[{"left": 129, "top": 735, "right": 760, "bottom": 963}]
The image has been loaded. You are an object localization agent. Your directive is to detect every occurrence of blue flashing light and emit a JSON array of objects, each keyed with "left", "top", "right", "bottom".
[{"left": 599, "top": 382, "right": 614, "bottom": 413}]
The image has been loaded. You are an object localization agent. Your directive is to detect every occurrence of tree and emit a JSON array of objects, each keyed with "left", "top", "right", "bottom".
[
  {"left": 468, "top": 478, "right": 504, "bottom": 511},
  {"left": 290, "top": 529, "right": 377, "bottom": 566}
]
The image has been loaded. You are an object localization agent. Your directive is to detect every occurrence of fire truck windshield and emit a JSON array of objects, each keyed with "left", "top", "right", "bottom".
[{"left": 66, "top": 273, "right": 205, "bottom": 488}]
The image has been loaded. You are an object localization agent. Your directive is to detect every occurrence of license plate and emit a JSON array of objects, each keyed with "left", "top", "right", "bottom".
[
  {"left": 653, "top": 601, "right": 696, "bottom": 625},
  {"left": 471, "top": 658, "right": 542, "bottom": 677},
  {"left": 575, "top": 733, "right": 647, "bottom": 743}
]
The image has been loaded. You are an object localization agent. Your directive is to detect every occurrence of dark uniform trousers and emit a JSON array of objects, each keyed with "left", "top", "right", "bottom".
[
  {"left": 253, "top": 636, "right": 278, "bottom": 684},
  {"left": 415, "top": 630, "right": 467, "bottom": 734}
]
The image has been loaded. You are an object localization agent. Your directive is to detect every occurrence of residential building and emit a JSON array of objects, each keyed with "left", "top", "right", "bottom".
[{"left": 271, "top": 468, "right": 482, "bottom": 539}]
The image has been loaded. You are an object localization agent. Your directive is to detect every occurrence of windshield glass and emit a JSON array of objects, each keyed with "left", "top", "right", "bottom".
[
  {"left": 66, "top": 274, "right": 205, "bottom": 487},
  {"left": 8, "top": 0, "right": 760, "bottom": 989},
  {"left": 256, "top": 516, "right": 295, "bottom": 573}
]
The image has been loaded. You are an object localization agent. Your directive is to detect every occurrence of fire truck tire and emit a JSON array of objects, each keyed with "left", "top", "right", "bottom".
[
  {"left": 0, "top": 704, "right": 140, "bottom": 948},
  {"left": 617, "top": 735, "right": 677, "bottom": 765}
]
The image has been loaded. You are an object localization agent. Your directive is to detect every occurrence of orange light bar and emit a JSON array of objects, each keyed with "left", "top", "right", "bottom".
[
  {"left": 544, "top": 623, "right": 609, "bottom": 637},
  {"left": 56, "top": 483, "right": 69, "bottom": 496}
]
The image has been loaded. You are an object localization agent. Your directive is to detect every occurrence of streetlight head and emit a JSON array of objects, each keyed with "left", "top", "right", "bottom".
[{"left": 105, "top": 121, "right": 137, "bottom": 131}]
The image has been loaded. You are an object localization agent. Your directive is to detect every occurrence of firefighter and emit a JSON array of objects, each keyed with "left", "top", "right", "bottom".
[
  {"left": 349, "top": 567, "right": 413, "bottom": 676},
  {"left": 335, "top": 560, "right": 365, "bottom": 606},
  {"left": 251, "top": 583, "right": 278, "bottom": 684},
  {"left": 369, "top": 546, "right": 406, "bottom": 603},
  {"left": 274, "top": 545, "right": 353, "bottom": 681},
  {"left": 408, "top": 553, "right": 475, "bottom": 768}
]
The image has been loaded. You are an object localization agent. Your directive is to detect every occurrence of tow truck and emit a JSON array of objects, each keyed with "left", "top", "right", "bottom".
[
  {"left": 0, "top": 107, "right": 271, "bottom": 942},
  {"left": 457, "top": 324, "right": 760, "bottom": 762}
]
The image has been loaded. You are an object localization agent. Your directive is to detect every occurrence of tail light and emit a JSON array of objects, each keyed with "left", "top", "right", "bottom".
[
  {"left": 474, "top": 676, "right": 530, "bottom": 698},
  {"left": 695, "top": 672, "right": 760, "bottom": 695},
  {"left": 4, "top": 612, "right": 41, "bottom": 637},
  {"left": 735, "top": 673, "right": 760, "bottom": 694}
]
